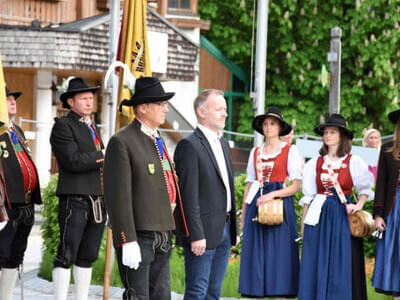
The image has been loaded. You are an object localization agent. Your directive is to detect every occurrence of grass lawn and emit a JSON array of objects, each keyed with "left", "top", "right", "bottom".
[
  {"left": 170, "top": 249, "right": 393, "bottom": 299},
  {"left": 40, "top": 247, "right": 393, "bottom": 299}
]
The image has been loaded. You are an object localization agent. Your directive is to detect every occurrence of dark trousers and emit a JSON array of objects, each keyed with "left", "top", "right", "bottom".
[
  {"left": 53, "top": 195, "right": 105, "bottom": 268},
  {"left": 116, "top": 231, "right": 172, "bottom": 300},
  {"left": 0, "top": 204, "right": 34, "bottom": 268}
]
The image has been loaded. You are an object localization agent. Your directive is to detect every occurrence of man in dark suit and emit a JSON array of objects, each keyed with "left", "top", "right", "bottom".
[
  {"left": 0, "top": 87, "right": 42, "bottom": 300},
  {"left": 174, "top": 89, "right": 237, "bottom": 300},
  {"left": 50, "top": 77, "right": 105, "bottom": 300},
  {"left": 104, "top": 77, "right": 188, "bottom": 300}
]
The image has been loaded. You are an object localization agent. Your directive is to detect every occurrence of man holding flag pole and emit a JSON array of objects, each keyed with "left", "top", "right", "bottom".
[
  {"left": 104, "top": 76, "right": 189, "bottom": 300},
  {"left": 103, "top": 1, "right": 188, "bottom": 299},
  {"left": 103, "top": 0, "right": 151, "bottom": 297}
]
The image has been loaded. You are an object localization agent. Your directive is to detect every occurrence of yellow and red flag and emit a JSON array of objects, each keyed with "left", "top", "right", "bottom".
[
  {"left": 117, "top": 0, "right": 152, "bottom": 126},
  {"left": 0, "top": 47, "right": 9, "bottom": 135}
]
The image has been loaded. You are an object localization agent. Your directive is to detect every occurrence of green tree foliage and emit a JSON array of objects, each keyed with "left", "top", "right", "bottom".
[{"left": 199, "top": 0, "right": 400, "bottom": 137}]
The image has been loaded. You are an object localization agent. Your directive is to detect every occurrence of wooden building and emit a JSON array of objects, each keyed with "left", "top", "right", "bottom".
[
  {"left": 0, "top": 0, "right": 202, "bottom": 184},
  {"left": 0, "top": 0, "right": 109, "bottom": 25},
  {"left": 0, "top": 0, "right": 250, "bottom": 180}
]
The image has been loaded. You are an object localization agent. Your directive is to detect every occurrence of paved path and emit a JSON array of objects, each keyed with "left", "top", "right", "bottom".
[
  {"left": 12, "top": 269, "right": 125, "bottom": 300},
  {"left": 8, "top": 208, "right": 125, "bottom": 299}
]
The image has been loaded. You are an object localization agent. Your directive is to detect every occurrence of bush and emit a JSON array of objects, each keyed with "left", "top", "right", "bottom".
[
  {"left": 232, "top": 173, "right": 246, "bottom": 256},
  {"left": 234, "top": 173, "right": 247, "bottom": 211},
  {"left": 41, "top": 175, "right": 60, "bottom": 258},
  {"left": 362, "top": 200, "right": 376, "bottom": 258},
  {"left": 39, "top": 174, "right": 59, "bottom": 279}
]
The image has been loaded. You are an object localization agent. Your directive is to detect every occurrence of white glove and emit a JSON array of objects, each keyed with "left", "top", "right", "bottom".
[
  {"left": 0, "top": 221, "right": 7, "bottom": 231},
  {"left": 122, "top": 241, "right": 142, "bottom": 270}
]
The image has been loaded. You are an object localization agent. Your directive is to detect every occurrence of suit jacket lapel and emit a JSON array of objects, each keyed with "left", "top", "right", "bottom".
[
  {"left": 68, "top": 111, "right": 104, "bottom": 149},
  {"left": 220, "top": 138, "right": 233, "bottom": 181},
  {"left": 68, "top": 111, "right": 91, "bottom": 134},
  {"left": 194, "top": 128, "right": 223, "bottom": 181}
]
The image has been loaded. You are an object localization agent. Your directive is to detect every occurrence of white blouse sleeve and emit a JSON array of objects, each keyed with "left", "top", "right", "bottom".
[
  {"left": 245, "top": 147, "right": 257, "bottom": 183},
  {"left": 300, "top": 157, "right": 318, "bottom": 206},
  {"left": 287, "top": 145, "right": 304, "bottom": 181},
  {"left": 350, "top": 155, "right": 374, "bottom": 200}
]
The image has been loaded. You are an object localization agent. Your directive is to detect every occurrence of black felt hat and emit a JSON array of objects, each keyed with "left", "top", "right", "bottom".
[
  {"left": 388, "top": 109, "right": 400, "bottom": 124},
  {"left": 5, "top": 87, "right": 22, "bottom": 100},
  {"left": 119, "top": 77, "right": 175, "bottom": 109},
  {"left": 59, "top": 77, "right": 100, "bottom": 109},
  {"left": 252, "top": 106, "right": 292, "bottom": 136},
  {"left": 314, "top": 113, "right": 354, "bottom": 139}
]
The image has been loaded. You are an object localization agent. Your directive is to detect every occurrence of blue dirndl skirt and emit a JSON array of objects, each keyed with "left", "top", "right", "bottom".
[
  {"left": 372, "top": 186, "right": 400, "bottom": 295},
  {"left": 298, "top": 192, "right": 352, "bottom": 300},
  {"left": 238, "top": 181, "right": 299, "bottom": 298}
]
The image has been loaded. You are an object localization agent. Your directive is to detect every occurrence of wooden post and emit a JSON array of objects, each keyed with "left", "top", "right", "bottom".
[
  {"left": 103, "top": 227, "right": 113, "bottom": 300},
  {"left": 160, "top": 0, "right": 168, "bottom": 16},
  {"left": 328, "top": 27, "right": 342, "bottom": 114}
]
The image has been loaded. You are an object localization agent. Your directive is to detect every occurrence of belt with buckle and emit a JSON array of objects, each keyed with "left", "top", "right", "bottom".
[
  {"left": 24, "top": 190, "right": 32, "bottom": 204},
  {"left": 226, "top": 213, "right": 230, "bottom": 222}
]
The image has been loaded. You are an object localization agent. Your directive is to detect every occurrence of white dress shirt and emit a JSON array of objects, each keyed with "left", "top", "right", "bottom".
[{"left": 198, "top": 124, "right": 232, "bottom": 212}]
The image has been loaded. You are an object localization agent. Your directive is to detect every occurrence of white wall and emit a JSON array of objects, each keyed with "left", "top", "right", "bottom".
[
  {"left": 163, "top": 80, "right": 198, "bottom": 128},
  {"left": 179, "top": 27, "right": 200, "bottom": 47},
  {"left": 33, "top": 70, "right": 53, "bottom": 187}
]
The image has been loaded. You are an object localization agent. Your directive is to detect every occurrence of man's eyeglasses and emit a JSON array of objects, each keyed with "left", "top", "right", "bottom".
[{"left": 148, "top": 101, "right": 169, "bottom": 108}]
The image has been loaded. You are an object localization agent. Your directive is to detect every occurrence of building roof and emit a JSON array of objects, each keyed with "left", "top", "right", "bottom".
[{"left": 0, "top": 8, "right": 198, "bottom": 80}]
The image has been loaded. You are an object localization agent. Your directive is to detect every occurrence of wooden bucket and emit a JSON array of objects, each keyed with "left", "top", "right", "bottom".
[
  {"left": 252, "top": 199, "right": 284, "bottom": 226},
  {"left": 349, "top": 210, "right": 375, "bottom": 238}
]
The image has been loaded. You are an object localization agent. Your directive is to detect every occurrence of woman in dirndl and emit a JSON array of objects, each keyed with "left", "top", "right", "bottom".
[
  {"left": 362, "top": 128, "right": 381, "bottom": 181},
  {"left": 298, "top": 113, "right": 374, "bottom": 300},
  {"left": 372, "top": 109, "right": 400, "bottom": 298},
  {"left": 239, "top": 107, "right": 303, "bottom": 298}
]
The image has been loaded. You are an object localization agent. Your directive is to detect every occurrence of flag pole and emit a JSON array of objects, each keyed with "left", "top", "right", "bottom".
[
  {"left": 107, "top": 0, "right": 120, "bottom": 138},
  {"left": 103, "top": 0, "right": 120, "bottom": 299},
  {"left": 253, "top": 0, "right": 269, "bottom": 147},
  {"left": 0, "top": 48, "right": 9, "bottom": 134},
  {"left": 103, "top": 0, "right": 151, "bottom": 296}
]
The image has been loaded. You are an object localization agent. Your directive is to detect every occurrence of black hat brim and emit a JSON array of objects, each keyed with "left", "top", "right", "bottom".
[
  {"left": 121, "top": 92, "right": 175, "bottom": 107},
  {"left": 313, "top": 123, "right": 354, "bottom": 139},
  {"left": 60, "top": 86, "right": 100, "bottom": 109},
  {"left": 388, "top": 109, "right": 400, "bottom": 124},
  {"left": 6, "top": 92, "right": 22, "bottom": 100},
  {"left": 252, "top": 113, "right": 292, "bottom": 136}
]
